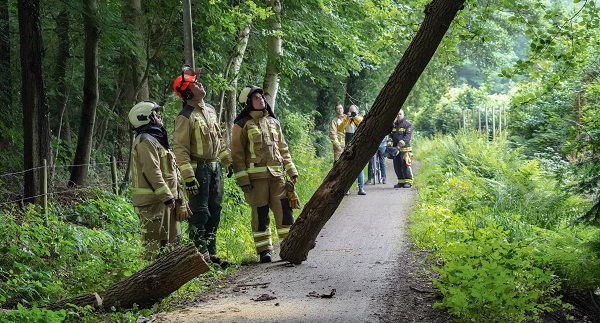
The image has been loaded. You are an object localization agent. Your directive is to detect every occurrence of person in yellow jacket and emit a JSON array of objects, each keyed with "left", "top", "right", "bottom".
[
  {"left": 128, "top": 101, "right": 181, "bottom": 260},
  {"left": 329, "top": 104, "right": 346, "bottom": 162},
  {"left": 231, "top": 85, "right": 298, "bottom": 263},
  {"left": 172, "top": 66, "right": 232, "bottom": 268},
  {"left": 338, "top": 104, "right": 366, "bottom": 195}
]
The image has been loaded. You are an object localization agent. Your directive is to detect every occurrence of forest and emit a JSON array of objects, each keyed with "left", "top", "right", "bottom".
[{"left": 1, "top": 0, "right": 600, "bottom": 321}]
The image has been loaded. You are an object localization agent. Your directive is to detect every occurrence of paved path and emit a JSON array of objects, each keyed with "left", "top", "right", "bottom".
[{"left": 154, "top": 162, "right": 417, "bottom": 323}]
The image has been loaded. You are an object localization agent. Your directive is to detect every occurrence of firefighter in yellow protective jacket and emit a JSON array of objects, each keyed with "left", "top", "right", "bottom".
[
  {"left": 231, "top": 85, "right": 298, "bottom": 263},
  {"left": 329, "top": 104, "right": 346, "bottom": 161},
  {"left": 172, "top": 67, "right": 232, "bottom": 268},
  {"left": 129, "top": 101, "right": 181, "bottom": 260}
]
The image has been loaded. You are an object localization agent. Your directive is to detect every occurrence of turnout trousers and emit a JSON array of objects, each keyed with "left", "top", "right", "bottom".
[
  {"left": 135, "top": 203, "right": 181, "bottom": 260},
  {"left": 243, "top": 174, "right": 294, "bottom": 253},
  {"left": 393, "top": 151, "right": 413, "bottom": 185},
  {"left": 188, "top": 161, "right": 224, "bottom": 255}
]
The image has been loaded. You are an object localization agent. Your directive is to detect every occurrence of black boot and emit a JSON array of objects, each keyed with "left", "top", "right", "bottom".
[{"left": 259, "top": 250, "right": 272, "bottom": 263}]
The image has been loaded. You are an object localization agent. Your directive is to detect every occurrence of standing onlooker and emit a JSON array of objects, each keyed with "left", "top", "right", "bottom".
[
  {"left": 368, "top": 135, "right": 388, "bottom": 184},
  {"left": 338, "top": 104, "right": 366, "bottom": 195},
  {"left": 389, "top": 109, "right": 413, "bottom": 188},
  {"left": 128, "top": 101, "right": 181, "bottom": 260},
  {"left": 172, "top": 67, "right": 232, "bottom": 268},
  {"left": 329, "top": 104, "right": 346, "bottom": 162},
  {"left": 231, "top": 85, "right": 298, "bottom": 263}
]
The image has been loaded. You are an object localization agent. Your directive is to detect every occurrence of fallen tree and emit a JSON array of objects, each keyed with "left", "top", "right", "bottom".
[
  {"left": 47, "top": 243, "right": 209, "bottom": 311},
  {"left": 280, "top": 0, "right": 466, "bottom": 265}
]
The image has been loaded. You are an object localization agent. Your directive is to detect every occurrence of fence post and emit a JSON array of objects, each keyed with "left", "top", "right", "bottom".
[
  {"left": 111, "top": 156, "right": 118, "bottom": 195},
  {"left": 43, "top": 159, "right": 48, "bottom": 218}
]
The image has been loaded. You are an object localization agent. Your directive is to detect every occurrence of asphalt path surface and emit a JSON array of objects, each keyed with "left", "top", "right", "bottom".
[{"left": 153, "top": 161, "right": 431, "bottom": 323}]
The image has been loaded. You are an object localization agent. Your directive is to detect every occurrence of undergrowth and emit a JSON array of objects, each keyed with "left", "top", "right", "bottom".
[{"left": 411, "top": 132, "right": 600, "bottom": 322}]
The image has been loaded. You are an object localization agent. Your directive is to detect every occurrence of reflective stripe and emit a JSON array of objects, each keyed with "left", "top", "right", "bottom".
[
  {"left": 133, "top": 188, "right": 154, "bottom": 194},
  {"left": 277, "top": 228, "right": 290, "bottom": 235},
  {"left": 284, "top": 162, "right": 295, "bottom": 172},
  {"left": 255, "top": 239, "right": 273, "bottom": 248},
  {"left": 154, "top": 185, "right": 169, "bottom": 195},
  {"left": 253, "top": 231, "right": 270, "bottom": 238},
  {"left": 194, "top": 119, "right": 207, "bottom": 156},
  {"left": 180, "top": 163, "right": 194, "bottom": 173},
  {"left": 235, "top": 170, "right": 249, "bottom": 179},
  {"left": 247, "top": 128, "right": 262, "bottom": 159}
]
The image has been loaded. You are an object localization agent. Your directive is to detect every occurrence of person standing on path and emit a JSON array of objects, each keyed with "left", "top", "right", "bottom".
[
  {"left": 231, "top": 85, "right": 299, "bottom": 263},
  {"left": 389, "top": 109, "right": 413, "bottom": 188},
  {"left": 329, "top": 104, "right": 346, "bottom": 162},
  {"left": 338, "top": 104, "right": 366, "bottom": 195},
  {"left": 368, "top": 135, "right": 388, "bottom": 184},
  {"left": 128, "top": 101, "right": 181, "bottom": 260},
  {"left": 172, "top": 66, "right": 232, "bottom": 268}
]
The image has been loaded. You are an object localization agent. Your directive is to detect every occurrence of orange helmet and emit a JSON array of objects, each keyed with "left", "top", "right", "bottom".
[{"left": 173, "top": 74, "right": 197, "bottom": 98}]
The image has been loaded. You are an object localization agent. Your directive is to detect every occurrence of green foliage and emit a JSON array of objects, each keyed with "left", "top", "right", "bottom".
[
  {"left": 412, "top": 133, "right": 595, "bottom": 321},
  {"left": 0, "top": 304, "right": 66, "bottom": 323}
]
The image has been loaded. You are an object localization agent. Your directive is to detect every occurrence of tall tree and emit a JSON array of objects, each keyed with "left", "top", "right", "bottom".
[
  {"left": 18, "top": 0, "right": 51, "bottom": 204},
  {"left": 52, "top": 4, "right": 73, "bottom": 153},
  {"left": 263, "top": 0, "right": 282, "bottom": 110},
  {"left": 69, "top": 0, "right": 99, "bottom": 187},
  {"left": 280, "top": 0, "right": 466, "bottom": 264},
  {"left": 123, "top": 0, "right": 149, "bottom": 102},
  {"left": 0, "top": 0, "right": 10, "bottom": 112}
]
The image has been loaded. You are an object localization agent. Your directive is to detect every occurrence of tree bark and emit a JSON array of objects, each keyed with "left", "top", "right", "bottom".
[
  {"left": 69, "top": 0, "right": 100, "bottom": 187},
  {"left": 46, "top": 293, "right": 102, "bottom": 311},
  {"left": 280, "top": 0, "right": 466, "bottom": 264},
  {"left": 0, "top": 0, "right": 10, "bottom": 112},
  {"left": 53, "top": 6, "right": 73, "bottom": 162},
  {"left": 263, "top": 0, "right": 282, "bottom": 110},
  {"left": 123, "top": 0, "right": 149, "bottom": 102},
  {"left": 102, "top": 243, "right": 209, "bottom": 310},
  {"left": 221, "top": 24, "right": 250, "bottom": 146},
  {"left": 18, "top": 0, "right": 51, "bottom": 204}
]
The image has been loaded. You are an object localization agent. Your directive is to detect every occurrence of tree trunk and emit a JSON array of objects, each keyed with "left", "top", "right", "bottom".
[
  {"left": 53, "top": 6, "right": 72, "bottom": 162},
  {"left": 69, "top": 0, "right": 100, "bottom": 187},
  {"left": 123, "top": 0, "right": 149, "bottom": 102},
  {"left": 221, "top": 24, "right": 250, "bottom": 145},
  {"left": 46, "top": 244, "right": 209, "bottom": 311},
  {"left": 102, "top": 243, "right": 209, "bottom": 310},
  {"left": 263, "top": 0, "right": 282, "bottom": 110},
  {"left": 46, "top": 293, "right": 102, "bottom": 311},
  {"left": 280, "top": 0, "right": 466, "bottom": 265},
  {"left": 0, "top": 0, "right": 11, "bottom": 112},
  {"left": 18, "top": 0, "right": 51, "bottom": 204}
]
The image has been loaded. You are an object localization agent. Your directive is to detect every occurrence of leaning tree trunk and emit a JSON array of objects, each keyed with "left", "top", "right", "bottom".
[
  {"left": 263, "top": 0, "right": 282, "bottom": 110},
  {"left": 69, "top": 0, "right": 100, "bottom": 187},
  {"left": 18, "top": 0, "right": 51, "bottom": 204},
  {"left": 280, "top": 0, "right": 466, "bottom": 264}
]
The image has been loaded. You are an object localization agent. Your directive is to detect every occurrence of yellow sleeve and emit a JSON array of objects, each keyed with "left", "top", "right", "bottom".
[{"left": 137, "top": 140, "right": 174, "bottom": 203}]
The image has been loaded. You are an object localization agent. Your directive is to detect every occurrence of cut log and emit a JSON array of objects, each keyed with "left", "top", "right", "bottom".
[
  {"left": 102, "top": 243, "right": 209, "bottom": 310},
  {"left": 45, "top": 243, "right": 209, "bottom": 311},
  {"left": 46, "top": 292, "right": 102, "bottom": 311}
]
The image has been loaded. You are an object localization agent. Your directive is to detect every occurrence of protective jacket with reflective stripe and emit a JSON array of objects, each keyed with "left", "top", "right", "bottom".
[
  {"left": 390, "top": 119, "right": 413, "bottom": 152},
  {"left": 173, "top": 101, "right": 232, "bottom": 179},
  {"left": 231, "top": 110, "right": 298, "bottom": 187},
  {"left": 131, "top": 134, "right": 178, "bottom": 206}
]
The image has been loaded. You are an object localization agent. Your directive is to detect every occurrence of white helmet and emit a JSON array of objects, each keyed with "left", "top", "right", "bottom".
[
  {"left": 128, "top": 101, "right": 160, "bottom": 128},
  {"left": 238, "top": 85, "right": 263, "bottom": 103}
]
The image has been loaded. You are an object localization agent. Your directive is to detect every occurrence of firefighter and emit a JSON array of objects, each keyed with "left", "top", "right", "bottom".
[
  {"left": 329, "top": 104, "right": 346, "bottom": 162},
  {"left": 128, "top": 101, "right": 181, "bottom": 260},
  {"left": 231, "top": 85, "right": 298, "bottom": 263},
  {"left": 338, "top": 104, "right": 366, "bottom": 195},
  {"left": 388, "top": 109, "right": 413, "bottom": 188},
  {"left": 172, "top": 66, "right": 232, "bottom": 268}
]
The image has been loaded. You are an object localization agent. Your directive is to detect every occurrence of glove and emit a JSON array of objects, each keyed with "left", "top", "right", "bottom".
[
  {"left": 285, "top": 180, "right": 301, "bottom": 209},
  {"left": 185, "top": 177, "right": 200, "bottom": 196},
  {"left": 175, "top": 198, "right": 192, "bottom": 221},
  {"left": 403, "top": 152, "right": 413, "bottom": 166}
]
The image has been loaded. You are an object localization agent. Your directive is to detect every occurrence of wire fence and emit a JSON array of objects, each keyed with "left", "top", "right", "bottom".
[{"left": 0, "top": 157, "right": 131, "bottom": 208}]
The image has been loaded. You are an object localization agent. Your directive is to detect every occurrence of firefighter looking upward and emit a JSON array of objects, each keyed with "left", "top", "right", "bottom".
[
  {"left": 128, "top": 101, "right": 181, "bottom": 260},
  {"left": 172, "top": 66, "right": 232, "bottom": 268},
  {"left": 231, "top": 85, "right": 298, "bottom": 263}
]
